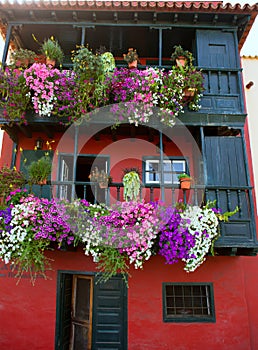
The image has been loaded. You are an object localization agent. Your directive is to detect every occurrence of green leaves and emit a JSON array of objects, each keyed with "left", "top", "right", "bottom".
[{"left": 122, "top": 171, "right": 141, "bottom": 201}]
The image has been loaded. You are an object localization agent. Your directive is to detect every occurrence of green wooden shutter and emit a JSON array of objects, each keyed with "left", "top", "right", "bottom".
[
  {"left": 196, "top": 29, "right": 242, "bottom": 113},
  {"left": 56, "top": 273, "right": 73, "bottom": 350},
  {"left": 204, "top": 136, "right": 255, "bottom": 245},
  {"left": 92, "top": 276, "right": 127, "bottom": 350},
  {"left": 204, "top": 136, "right": 248, "bottom": 187},
  {"left": 196, "top": 29, "right": 237, "bottom": 69}
]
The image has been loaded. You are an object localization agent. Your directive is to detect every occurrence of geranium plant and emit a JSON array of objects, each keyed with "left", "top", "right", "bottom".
[{"left": 10, "top": 48, "right": 36, "bottom": 68}]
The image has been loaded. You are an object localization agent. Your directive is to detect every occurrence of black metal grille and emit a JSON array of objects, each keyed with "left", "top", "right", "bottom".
[{"left": 163, "top": 283, "right": 215, "bottom": 322}]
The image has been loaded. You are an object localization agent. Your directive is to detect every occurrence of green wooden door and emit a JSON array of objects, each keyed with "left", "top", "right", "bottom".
[
  {"left": 56, "top": 274, "right": 127, "bottom": 350},
  {"left": 92, "top": 276, "right": 127, "bottom": 350}
]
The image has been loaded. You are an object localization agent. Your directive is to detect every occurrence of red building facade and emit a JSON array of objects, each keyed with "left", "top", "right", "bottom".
[{"left": 0, "top": 1, "right": 258, "bottom": 349}]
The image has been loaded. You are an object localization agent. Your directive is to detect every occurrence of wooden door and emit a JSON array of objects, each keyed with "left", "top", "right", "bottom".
[
  {"left": 56, "top": 274, "right": 127, "bottom": 350},
  {"left": 70, "top": 276, "right": 93, "bottom": 350}
]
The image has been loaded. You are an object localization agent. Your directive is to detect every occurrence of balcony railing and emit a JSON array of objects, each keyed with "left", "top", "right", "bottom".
[{"left": 199, "top": 67, "right": 244, "bottom": 114}]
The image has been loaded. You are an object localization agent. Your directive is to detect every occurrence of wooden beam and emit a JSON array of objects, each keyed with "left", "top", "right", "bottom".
[
  {"left": 18, "top": 125, "right": 32, "bottom": 138},
  {"left": 92, "top": 12, "right": 96, "bottom": 22},
  {"left": 72, "top": 11, "right": 78, "bottom": 22},
  {"left": 2, "top": 125, "right": 18, "bottom": 143},
  {"left": 51, "top": 11, "right": 57, "bottom": 21},
  {"left": 42, "top": 125, "right": 54, "bottom": 139},
  {"left": 29, "top": 11, "right": 37, "bottom": 21},
  {"left": 111, "top": 128, "right": 117, "bottom": 141}
]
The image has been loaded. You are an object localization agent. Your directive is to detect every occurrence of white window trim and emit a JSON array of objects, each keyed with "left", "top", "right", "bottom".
[{"left": 145, "top": 159, "right": 186, "bottom": 184}]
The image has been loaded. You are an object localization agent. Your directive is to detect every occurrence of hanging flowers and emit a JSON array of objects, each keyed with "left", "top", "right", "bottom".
[
  {"left": 24, "top": 63, "right": 61, "bottom": 117},
  {"left": 0, "top": 187, "right": 237, "bottom": 285}
]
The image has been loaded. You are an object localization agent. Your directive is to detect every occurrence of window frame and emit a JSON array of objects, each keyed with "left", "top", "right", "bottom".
[
  {"left": 143, "top": 156, "right": 188, "bottom": 185},
  {"left": 162, "top": 282, "right": 216, "bottom": 323}
]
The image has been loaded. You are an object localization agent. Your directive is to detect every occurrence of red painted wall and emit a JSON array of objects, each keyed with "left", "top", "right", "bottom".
[
  {"left": 0, "top": 132, "right": 13, "bottom": 167},
  {"left": 15, "top": 130, "right": 195, "bottom": 205},
  {"left": 0, "top": 251, "right": 257, "bottom": 350}
]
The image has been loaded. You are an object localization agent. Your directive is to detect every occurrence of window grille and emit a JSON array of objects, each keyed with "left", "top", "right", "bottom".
[{"left": 163, "top": 283, "right": 215, "bottom": 322}]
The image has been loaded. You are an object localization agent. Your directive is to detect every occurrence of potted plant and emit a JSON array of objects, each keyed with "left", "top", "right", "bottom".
[
  {"left": 10, "top": 48, "right": 36, "bottom": 68},
  {"left": 72, "top": 45, "right": 103, "bottom": 81},
  {"left": 101, "top": 51, "right": 116, "bottom": 76},
  {"left": 27, "top": 155, "right": 52, "bottom": 185},
  {"left": 181, "top": 66, "right": 205, "bottom": 110},
  {"left": 89, "top": 167, "right": 111, "bottom": 188},
  {"left": 183, "top": 66, "right": 204, "bottom": 97},
  {"left": 123, "top": 48, "right": 140, "bottom": 69},
  {"left": 178, "top": 173, "right": 192, "bottom": 190},
  {"left": 41, "top": 37, "right": 64, "bottom": 66},
  {"left": 0, "top": 66, "right": 31, "bottom": 123},
  {"left": 171, "top": 45, "right": 193, "bottom": 67},
  {"left": 122, "top": 168, "right": 141, "bottom": 201}
]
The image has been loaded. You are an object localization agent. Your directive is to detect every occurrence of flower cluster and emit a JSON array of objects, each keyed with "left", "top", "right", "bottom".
[
  {"left": 24, "top": 63, "right": 62, "bottom": 117},
  {"left": 106, "top": 67, "right": 185, "bottom": 127},
  {"left": 0, "top": 67, "right": 31, "bottom": 123},
  {"left": 51, "top": 70, "right": 79, "bottom": 121},
  {"left": 0, "top": 167, "right": 26, "bottom": 200},
  {"left": 181, "top": 205, "right": 219, "bottom": 272},
  {"left": 0, "top": 189, "right": 233, "bottom": 284},
  {"left": 158, "top": 206, "right": 196, "bottom": 264},
  {"left": 0, "top": 194, "right": 75, "bottom": 282},
  {"left": 96, "top": 201, "right": 159, "bottom": 268},
  {"left": 1, "top": 56, "right": 204, "bottom": 126}
]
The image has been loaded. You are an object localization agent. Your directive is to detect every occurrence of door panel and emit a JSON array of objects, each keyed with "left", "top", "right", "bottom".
[
  {"left": 70, "top": 276, "right": 93, "bottom": 350},
  {"left": 56, "top": 274, "right": 127, "bottom": 350},
  {"left": 196, "top": 30, "right": 237, "bottom": 68},
  {"left": 92, "top": 277, "right": 127, "bottom": 350}
]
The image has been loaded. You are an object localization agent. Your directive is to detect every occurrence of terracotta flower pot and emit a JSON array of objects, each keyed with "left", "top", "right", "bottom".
[
  {"left": 99, "top": 182, "right": 108, "bottom": 189},
  {"left": 38, "top": 179, "right": 47, "bottom": 185},
  {"left": 183, "top": 87, "right": 196, "bottom": 97},
  {"left": 176, "top": 56, "right": 187, "bottom": 67},
  {"left": 128, "top": 60, "right": 138, "bottom": 69},
  {"left": 34, "top": 55, "right": 46, "bottom": 64},
  {"left": 46, "top": 58, "right": 56, "bottom": 67},
  {"left": 15, "top": 58, "right": 29, "bottom": 68},
  {"left": 179, "top": 177, "right": 191, "bottom": 190}
]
